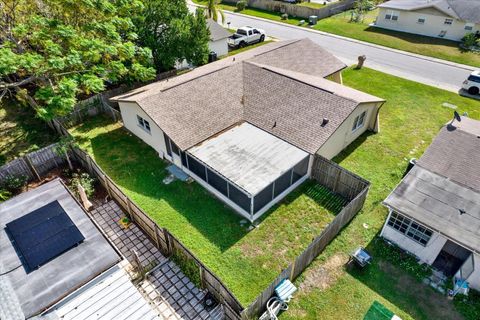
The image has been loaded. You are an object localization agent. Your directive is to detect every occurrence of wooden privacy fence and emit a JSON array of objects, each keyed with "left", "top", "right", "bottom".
[
  {"left": 242, "top": 155, "right": 370, "bottom": 319},
  {"left": 0, "top": 144, "right": 65, "bottom": 183},
  {"left": 65, "top": 142, "right": 244, "bottom": 320}
]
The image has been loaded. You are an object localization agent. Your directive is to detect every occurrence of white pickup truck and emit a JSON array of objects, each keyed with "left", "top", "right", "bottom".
[{"left": 228, "top": 27, "right": 266, "bottom": 48}]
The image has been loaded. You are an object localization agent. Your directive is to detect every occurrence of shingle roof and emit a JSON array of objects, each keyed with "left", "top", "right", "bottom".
[
  {"left": 383, "top": 117, "right": 480, "bottom": 253},
  {"left": 207, "top": 19, "right": 231, "bottom": 41},
  {"left": 378, "top": 0, "right": 480, "bottom": 23},
  {"left": 417, "top": 117, "right": 480, "bottom": 192},
  {"left": 112, "top": 39, "right": 382, "bottom": 153}
]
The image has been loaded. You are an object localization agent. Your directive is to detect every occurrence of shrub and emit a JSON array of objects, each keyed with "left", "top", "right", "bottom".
[
  {"left": 0, "top": 189, "right": 12, "bottom": 202},
  {"left": 454, "top": 289, "right": 480, "bottom": 320},
  {"left": 171, "top": 248, "right": 202, "bottom": 287},
  {"left": 281, "top": 13, "right": 288, "bottom": 20},
  {"left": 236, "top": 0, "right": 247, "bottom": 11},
  {"left": 69, "top": 172, "right": 95, "bottom": 198},
  {"left": 2, "top": 175, "right": 28, "bottom": 193},
  {"left": 461, "top": 33, "right": 479, "bottom": 49}
]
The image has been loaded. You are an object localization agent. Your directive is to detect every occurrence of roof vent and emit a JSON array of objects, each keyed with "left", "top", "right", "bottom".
[
  {"left": 321, "top": 118, "right": 329, "bottom": 127},
  {"left": 459, "top": 209, "right": 466, "bottom": 215},
  {"left": 272, "top": 121, "right": 277, "bottom": 128}
]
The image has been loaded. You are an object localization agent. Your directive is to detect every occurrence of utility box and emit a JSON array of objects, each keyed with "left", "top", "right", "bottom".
[
  {"left": 208, "top": 51, "right": 218, "bottom": 63},
  {"left": 309, "top": 15, "right": 318, "bottom": 25}
]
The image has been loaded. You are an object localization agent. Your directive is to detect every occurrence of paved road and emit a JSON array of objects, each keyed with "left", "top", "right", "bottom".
[{"left": 195, "top": 6, "right": 476, "bottom": 93}]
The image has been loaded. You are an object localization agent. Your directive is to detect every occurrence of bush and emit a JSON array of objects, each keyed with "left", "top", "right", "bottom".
[
  {"left": 236, "top": 0, "right": 247, "bottom": 11},
  {"left": 171, "top": 248, "right": 202, "bottom": 287},
  {"left": 454, "top": 289, "right": 480, "bottom": 320},
  {"left": 281, "top": 13, "right": 288, "bottom": 20},
  {"left": 0, "top": 189, "right": 12, "bottom": 202},
  {"left": 461, "top": 33, "right": 479, "bottom": 49},
  {"left": 2, "top": 175, "right": 28, "bottom": 193},
  {"left": 69, "top": 172, "right": 95, "bottom": 198}
]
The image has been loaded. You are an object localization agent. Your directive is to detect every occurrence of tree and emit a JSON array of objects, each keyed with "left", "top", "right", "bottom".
[
  {"left": 206, "top": 0, "right": 225, "bottom": 24},
  {"left": 0, "top": 0, "right": 156, "bottom": 120},
  {"left": 135, "top": 1, "right": 210, "bottom": 71},
  {"left": 54, "top": 136, "right": 76, "bottom": 171},
  {"left": 350, "top": 0, "right": 374, "bottom": 22}
]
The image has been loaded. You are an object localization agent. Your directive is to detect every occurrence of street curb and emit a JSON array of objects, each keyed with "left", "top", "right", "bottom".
[{"left": 192, "top": 2, "right": 476, "bottom": 72}]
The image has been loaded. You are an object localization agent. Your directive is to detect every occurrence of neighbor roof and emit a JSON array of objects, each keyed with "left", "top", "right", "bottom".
[
  {"left": 207, "top": 19, "right": 231, "bottom": 41},
  {"left": 0, "top": 179, "right": 120, "bottom": 319},
  {"left": 378, "top": 0, "right": 480, "bottom": 23},
  {"left": 188, "top": 122, "right": 309, "bottom": 195},
  {"left": 112, "top": 39, "right": 383, "bottom": 154},
  {"left": 384, "top": 117, "right": 480, "bottom": 253}
]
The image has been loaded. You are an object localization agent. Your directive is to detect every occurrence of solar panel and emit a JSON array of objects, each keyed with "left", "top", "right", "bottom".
[{"left": 6, "top": 201, "right": 85, "bottom": 272}]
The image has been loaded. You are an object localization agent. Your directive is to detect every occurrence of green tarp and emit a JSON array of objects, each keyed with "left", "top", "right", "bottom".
[{"left": 364, "top": 301, "right": 395, "bottom": 320}]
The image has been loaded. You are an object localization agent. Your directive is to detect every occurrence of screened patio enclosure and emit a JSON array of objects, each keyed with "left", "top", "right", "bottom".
[{"left": 182, "top": 123, "right": 310, "bottom": 221}]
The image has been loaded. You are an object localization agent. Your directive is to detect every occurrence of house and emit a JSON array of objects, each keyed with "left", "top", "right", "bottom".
[
  {"left": 207, "top": 19, "right": 230, "bottom": 57},
  {"left": 111, "top": 39, "right": 385, "bottom": 222},
  {"left": 381, "top": 116, "right": 480, "bottom": 290},
  {"left": 374, "top": 0, "right": 480, "bottom": 41},
  {"left": 0, "top": 179, "right": 154, "bottom": 319}
]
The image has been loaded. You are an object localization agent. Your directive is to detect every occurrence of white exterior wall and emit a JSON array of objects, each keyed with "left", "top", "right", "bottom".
[
  {"left": 375, "top": 8, "right": 480, "bottom": 41},
  {"left": 209, "top": 39, "right": 228, "bottom": 57},
  {"left": 118, "top": 101, "right": 169, "bottom": 158},
  {"left": 316, "top": 102, "right": 381, "bottom": 160},
  {"left": 381, "top": 221, "right": 448, "bottom": 265}
]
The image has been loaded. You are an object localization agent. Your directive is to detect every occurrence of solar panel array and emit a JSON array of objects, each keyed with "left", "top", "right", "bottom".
[{"left": 6, "top": 201, "right": 85, "bottom": 272}]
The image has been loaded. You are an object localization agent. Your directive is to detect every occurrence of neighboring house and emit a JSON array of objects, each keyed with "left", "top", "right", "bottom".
[
  {"left": 374, "top": 0, "right": 480, "bottom": 41},
  {"left": 0, "top": 180, "right": 145, "bottom": 319},
  {"left": 111, "top": 39, "right": 385, "bottom": 222},
  {"left": 381, "top": 116, "right": 480, "bottom": 291},
  {"left": 207, "top": 19, "right": 230, "bottom": 57}
]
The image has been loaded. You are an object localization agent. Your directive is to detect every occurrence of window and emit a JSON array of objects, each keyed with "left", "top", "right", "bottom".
[
  {"left": 253, "top": 183, "right": 274, "bottom": 213},
  {"left": 352, "top": 111, "right": 367, "bottom": 132},
  {"left": 137, "top": 115, "right": 151, "bottom": 133},
  {"left": 186, "top": 155, "right": 206, "bottom": 181},
  {"left": 417, "top": 17, "right": 425, "bottom": 24},
  {"left": 171, "top": 142, "right": 180, "bottom": 156},
  {"left": 228, "top": 183, "right": 250, "bottom": 212},
  {"left": 385, "top": 10, "right": 399, "bottom": 21},
  {"left": 206, "top": 168, "right": 228, "bottom": 197},
  {"left": 163, "top": 133, "right": 172, "bottom": 157},
  {"left": 465, "top": 23, "right": 474, "bottom": 31},
  {"left": 439, "top": 30, "right": 447, "bottom": 37},
  {"left": 387, "top": 212, "right": 433, "bottom": 246},
  {"left": 274, "top": 170, "right": 293, "bottom": 198},
  {"left": 444, "top": 18, "right": 453, "bottom": 25},
  {"left": 292, "top": 157, "right": 309, "bottom": 184},
  {"left": 468, "top": 75, "right": 480, "bottom": 83}
]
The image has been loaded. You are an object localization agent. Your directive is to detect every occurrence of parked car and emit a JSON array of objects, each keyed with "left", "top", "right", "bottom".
[
  {"left": 462, "top": 70, "right": 480, "bottom": 95},
  {"left": 228, "top": 27, "right": 266, "bottom": 48}
]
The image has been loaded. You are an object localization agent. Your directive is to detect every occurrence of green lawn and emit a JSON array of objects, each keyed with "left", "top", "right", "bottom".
[
  {"left": 280, "top": 68, "right": 480, "bottom": 319},
  {"left": 70, "top": 118, "right": 346, "bottom": 305},
  {"left": 0, "top": 99, "right": 57, "bottom": 166},
  {"left": 195, "top": 1, "right": 480, "bottom": 67}
]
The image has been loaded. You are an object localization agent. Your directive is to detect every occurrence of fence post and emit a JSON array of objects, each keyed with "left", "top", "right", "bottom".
[
  {"left": 24, "top": 155, "right": 41, "bottom": 182},
  {"left": 126, "top": 198, "right": 135, "bottom": 223},
  {"left": 104, "top": 175, "right": 112, "bottom": 198},
  {"left": 163, "top": 228, "right": 172, "bottom": 256},
  {"left": 86, "top": 154, "right": 94, "bottom": 175}
]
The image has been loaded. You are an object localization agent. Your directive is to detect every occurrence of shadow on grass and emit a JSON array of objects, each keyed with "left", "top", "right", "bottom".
[
  {"left": 364, "top": 26, "right": 461, "bottom": 48},
  {"left": 346, "top": 233, "right": 463, "bottom": 320},
  {"left": 333, "top": 130, "right": 375, "bottom": 164},
  {"left": 83, "top": 120, "right": 346, "bottom": 253}
]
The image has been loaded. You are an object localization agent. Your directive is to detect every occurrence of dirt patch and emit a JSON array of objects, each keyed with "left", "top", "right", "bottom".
[
  {"left": 378, "top": 261, "right": 464, "bottom": 320},
  {"left": 299, "top": 253, "right": 349, "bottom": 293}
]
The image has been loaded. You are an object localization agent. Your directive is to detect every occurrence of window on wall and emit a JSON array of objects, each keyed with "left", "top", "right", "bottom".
[
  {"left": 352, "top": 111, "right": 367, "bottom": 132},
  {"left": 439, "top": 30, "right": 447, "bottom": 37},
  {"left": 465, "top": 23, "right": 474, "bottom": 31},
  {"left": 417, "top": 17, "right": 425, "bottom": 24},
  {"left": 387, "top": 212, "right": 433, "bottom": 246},
  {"left": 137, "top": 115, "right": 151, "bottom": 133},
  {"left": 385, "top": 10, "right": 399, "bottom": 21},
  {"left": 163, "top": 133, "right": 172, "bottom": 157},
  {"left": 171, "top": 142, "right": 180, "bottom": 155},
  {"left": 444, "top": 18, "right": 453, "bottom": 25}
]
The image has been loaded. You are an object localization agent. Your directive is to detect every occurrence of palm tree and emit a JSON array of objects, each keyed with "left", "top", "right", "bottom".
[{"left": 206, "top": 0, "right": 225, "bottom": 24}]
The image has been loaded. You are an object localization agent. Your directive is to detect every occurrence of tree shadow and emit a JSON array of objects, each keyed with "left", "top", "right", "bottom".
[
  {"left": 364, "top": 26, "right": 461, "bottom": 49},
  {"left": 346, "top": 233, "right": 463, "bottom": 320}
]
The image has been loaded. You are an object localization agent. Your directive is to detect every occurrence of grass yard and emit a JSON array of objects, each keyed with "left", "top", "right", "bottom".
[
  {"left": 280, "top": 68, "right": 480, "bottom": 320},
  {"left": 0, "top": 99, "right": 57, "bottom": 166},
  {"left": 70, "top": 117, "right": 347, "bottom": 305},
  {"left": 194, "top": 1, "right": 480, "bottom": 67}
]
